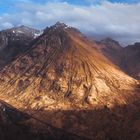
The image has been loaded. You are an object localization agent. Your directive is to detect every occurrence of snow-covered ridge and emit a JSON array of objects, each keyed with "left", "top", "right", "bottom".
[{"left": 7, "top": 25, "right": 41, "bottom": 38}]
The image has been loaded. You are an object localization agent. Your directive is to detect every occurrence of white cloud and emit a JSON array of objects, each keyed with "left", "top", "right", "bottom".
[
  {"left": 0, "top": 22, "right": 13, "bottom": 29},
  {"left": 0, "top": 1, "right": 140, "bottom": 45}
]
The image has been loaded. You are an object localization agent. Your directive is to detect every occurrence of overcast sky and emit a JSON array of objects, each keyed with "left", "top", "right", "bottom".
[{"left": 0, "top": 0, "right": 140, "bottom": 45}]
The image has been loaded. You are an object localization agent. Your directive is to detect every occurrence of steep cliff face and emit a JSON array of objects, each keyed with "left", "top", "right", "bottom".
[{"left": 0, "top": 26, "right": 40, "bottom": 67}]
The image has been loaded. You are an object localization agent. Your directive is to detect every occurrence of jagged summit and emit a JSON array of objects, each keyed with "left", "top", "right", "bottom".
[
  {"left": 1, "top": 25, "right": 40, "bottom": 35},
  {"left": 43, "top": 22, "right": 67, "bottom": 34},
  {"left": 46, "top": 22, "right": 69, "bottom": 31},
  {"left": 0, "top": 25, "right": 41, "bottom": 67},
  {"left": 9, "top": 25, "right": 40, "bottom": 37},
  {"left": 53, "top": 21, "right": 68, "bottom": 28},
  {"left": 44, "top": 22, "right": 81, "bottom": 36}
]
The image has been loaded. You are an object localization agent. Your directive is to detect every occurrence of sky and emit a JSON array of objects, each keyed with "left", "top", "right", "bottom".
[{"left": 0, "top": 0, "right": 140, "bottom": 45}]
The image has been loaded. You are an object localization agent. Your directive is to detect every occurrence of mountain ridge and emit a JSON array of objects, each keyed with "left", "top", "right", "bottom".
[
  {"left": 0, "top": 25, "right": 41, "bottom": 67},
  {"left": 97, "top": 37, "right": 140, "bottom": 80}
]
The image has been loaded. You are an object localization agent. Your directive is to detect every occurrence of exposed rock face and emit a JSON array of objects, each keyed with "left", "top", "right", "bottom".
[
  {"left": 0, "top": 26, "right": 40, "bottom": 67},
  {"left": 0, "top": 23, "right": 139, "bottom": 139}
]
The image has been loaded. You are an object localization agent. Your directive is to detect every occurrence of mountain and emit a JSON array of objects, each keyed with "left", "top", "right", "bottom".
[
  {"left": 97, "top": 38, "right": 140, "bottom": 80},
  {"left": 0, "top": 25, "right": 40, "bottom": 67},
  {"left": 0, "top": 22, "right": 137, "bottom": 107},
  {"left": 99, "top": 37, "right": 122, "bottom": 50},
  {"left": 96, "top": 37, "right": 124, "bottom": 68},
  {"left": 0, "top": 22, "right": 139, "bottom": 139},
  {"left": 124, "top": 42, "right": 140, "bottom": 79}
]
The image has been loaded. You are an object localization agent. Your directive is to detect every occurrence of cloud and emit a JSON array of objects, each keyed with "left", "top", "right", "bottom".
[
  {"left": 0, "top": 0, "right": 140, "bottom": 45},
  {"left": 0, "top": 22, "right": 13, "bottom": 29}
]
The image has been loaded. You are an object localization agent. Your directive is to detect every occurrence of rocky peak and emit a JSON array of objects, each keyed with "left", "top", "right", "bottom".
[
  {"left": 9, "top": 25, "right": 40, "bottom": 38},
  {"left": 43, "top": 22, "right": 81, "bottom": 40},
  {"left": 43, "top": 22, "right": 68, "bottom": 35},
  {"left": 0, "top": 26, "right": 41, "bottom": 67},
  {"left": 53, "top": 22, "right": 67, "bottom": 28},
  {"left": 0, "top": 25, "right": 40, "bottom": 41},
  {"left": 0, "top": 25, "right": 38, "bottom": 50}
]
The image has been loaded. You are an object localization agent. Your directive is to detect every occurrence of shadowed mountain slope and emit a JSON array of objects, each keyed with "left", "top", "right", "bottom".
[
  {"left": 124, "top": 43, "right": 140, "bottom": 79},
  {"left": 96, "top": 37, "right": 124, "bottom": 69},
  {"left": 97, "top": 38, "right": 140, "bottom": 80}
]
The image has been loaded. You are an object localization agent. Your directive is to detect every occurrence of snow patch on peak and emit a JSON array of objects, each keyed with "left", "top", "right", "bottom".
[
  {"left": 17, "top": 30, "right": 24, "bottom": 34},
  {"left": 34, "top": 31, "right": 43, "bottom": 38}
]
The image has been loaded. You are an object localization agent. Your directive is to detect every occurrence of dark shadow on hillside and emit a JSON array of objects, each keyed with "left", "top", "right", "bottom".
[{"left": 1, "top": 96, "right": 140, "bottom": 140}]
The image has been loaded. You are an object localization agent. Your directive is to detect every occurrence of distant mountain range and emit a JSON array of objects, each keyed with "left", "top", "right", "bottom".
[
  {"left": 97, "top": 37, "right": 140, "bottom": 80},
  {"left": 0, "top": 22, "right": 140, "bottom": 140},
  {"left": 0, "top": 25, "right": 41, "bottom": 67}
]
